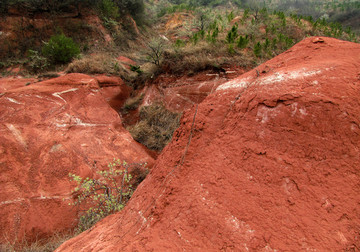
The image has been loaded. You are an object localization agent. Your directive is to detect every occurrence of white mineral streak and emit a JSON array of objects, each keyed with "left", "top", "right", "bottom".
[{"left": 216, "top": 68, "right": 322, "bottom": 91}]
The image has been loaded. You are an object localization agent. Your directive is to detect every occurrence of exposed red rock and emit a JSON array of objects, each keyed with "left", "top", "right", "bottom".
[
  {"left": 121, "top": 70, "right": 240, "bottom": 128},
  {"left": 0, "top": 73, "right": 154, "bottom": 243},
  {"left": 0, "top": 77, "right": 37, "bottom": 93},
  {"left": 57, "top": 37, "right": 360, "bottom": 251},
  {"left": 83, "top": 15, "right": 113, "bottom": 44},
  {"left": 142, "top": 69, "right": 246, "bottom": 112}
]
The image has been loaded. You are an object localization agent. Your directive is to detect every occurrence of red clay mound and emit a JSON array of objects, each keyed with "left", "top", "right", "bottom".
[
  {"left": 0, "top": 73, "right": 154, "bottom": 243},
  {"left": 57, "top": 37, "right": 360, "bottom": 251}
]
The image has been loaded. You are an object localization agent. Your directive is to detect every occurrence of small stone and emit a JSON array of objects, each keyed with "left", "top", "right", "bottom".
[{"left": 312, "top": 37, "right": 325, "bottom": 43}]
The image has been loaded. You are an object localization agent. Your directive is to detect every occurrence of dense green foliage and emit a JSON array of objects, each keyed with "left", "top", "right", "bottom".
[
  {"left": 42, "top": 33, "right": 80, "bottom": 64},
  {"left": 99, "top": 0, "right": 120, "bottom": 20}
]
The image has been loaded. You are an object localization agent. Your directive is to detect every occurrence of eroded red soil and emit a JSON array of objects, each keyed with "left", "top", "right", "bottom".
[
  {"left": 142, "top": 68, "right": 247, "bottom": 113},
  {"left": 0, "top": 73, "right": 154, "bottom": 243},
  {"left": 57, "top": 37, "right": 360, "bottom": 251}
]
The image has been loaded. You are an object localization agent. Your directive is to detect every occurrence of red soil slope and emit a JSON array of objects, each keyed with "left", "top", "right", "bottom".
[
  {"left": 57, "top": 37, "right": 360, "bottom": 251},
  {"left": 0, "top": 73, "right": 154, "bottom": 243}
]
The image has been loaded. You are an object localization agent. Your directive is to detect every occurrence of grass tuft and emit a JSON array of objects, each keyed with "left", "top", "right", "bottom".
[
  {"left": 122, "top": 94, "right": 144, "bottom": 113},
  {"left": 127, "top": 103, "right": 181, "bottom": 151},
  {"left": 1, "top": 232, "right": 74, "bottom": 252},
  {"left": 66, "top": 53, "right": 129, "bottom": 77}
]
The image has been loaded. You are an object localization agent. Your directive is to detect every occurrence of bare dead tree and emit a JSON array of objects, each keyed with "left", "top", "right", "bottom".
[{"left": 146, "top": 38, "right": 166, "bottom": 66}]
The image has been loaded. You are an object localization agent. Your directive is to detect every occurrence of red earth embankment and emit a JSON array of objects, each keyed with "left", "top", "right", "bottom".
[
  {"left": 0, "top": 73, "right": 154, "bottom": 243},
  {"left": 142, "top": 68, "right": 247, "bottom": 113},
  {"left": 57, "top": 37, "right": 360, "bottom": 251}
]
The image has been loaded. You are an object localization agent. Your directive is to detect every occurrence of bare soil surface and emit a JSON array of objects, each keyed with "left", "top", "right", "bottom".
[
  {"left": 0, "top": 73, "right": 154, "bottom": 243},
  {"left": 57, "top": 37, "right": 360, "bottom": 251}
]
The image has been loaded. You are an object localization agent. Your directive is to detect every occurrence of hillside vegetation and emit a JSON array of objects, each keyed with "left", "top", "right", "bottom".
[{"left": 0, "top": 0, "right": 358, "bottom": 76}]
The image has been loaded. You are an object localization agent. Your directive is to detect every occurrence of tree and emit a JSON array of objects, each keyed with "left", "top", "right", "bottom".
[
  {"left": 253, "top": 41, "right": 262, "bottom": 57},
  {"left": 243, "top": 0, "right": 263, "bottom": 21},
  {"left": 146, "top": 38, "right": 166, "bottom": 66},
  {"left": 226, "top": 23, "right": 239, "bottom": 44},
  {"left": 198, "top": 11, "right": 210, "bottom": 31},
  {"left": 237, "top": 35, "right": 249, "bottom": 49}
]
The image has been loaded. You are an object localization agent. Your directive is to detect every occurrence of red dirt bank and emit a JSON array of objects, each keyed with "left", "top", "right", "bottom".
[
  {"left": 58, "top": 37, "right": 360, "bottom": 251},
  {"left": 0, "top": 73, "right": 154, "bottom": 243}
]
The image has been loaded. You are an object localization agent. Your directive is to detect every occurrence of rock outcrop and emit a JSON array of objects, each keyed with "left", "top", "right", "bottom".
[
  {"left": 143, "top": 69, "right": 246, "bottom": 112},
  {"left": 0, "top": 73, "right": 154, "bottom": 243},
  {"left": 57, "top": 37, "right": 360, "bottom": 251}
]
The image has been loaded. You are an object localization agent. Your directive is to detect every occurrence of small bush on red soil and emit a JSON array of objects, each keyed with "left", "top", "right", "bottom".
[
  {"left": 26, "top": 49, "right": 49, "bottom": 73},
  {"left": 42, "top": 33, "right": 80, "bottom": 65},
  {"left": 127, "top": 103, "right": 181, "bottom": 151},
  {"left": 69, "top": 159, "right": 147, "bottom": 233}
]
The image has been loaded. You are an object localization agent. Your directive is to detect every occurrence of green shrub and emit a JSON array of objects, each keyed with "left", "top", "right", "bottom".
[
  {"left": 227, "top": 11, "right": 234, "bottom": 23},
  {"left": 242, "top": 8, "right": 250, "bottom": 21},
  {"left": 191, "top": 32, "right": 199, "bottom": 45},
  {"left": 253, "top": 41, "right": 262, "bottom": 57},
  {"left": 103, "top": 17, "right": 119, "bottom": 32},
  {"left": 27, "top": 49, "right": 49, "bottom": 73},
  {"left": 237, "top": 35, "right": 249, "bottom": 49},
  {"left": 263, "top": 38, "right": 270, "bottom": 51},
  {"left": 130, "top": 64, "right": 142, "bottom": 74},
  {"left": 99, "top": 0, "right": 120, "bottom": 20},
  {"left": 206, "top": 27, "right": 219, "bottom": 43},
  {"left": 175, "top": 39, "right": 185, "bottom": 48},
  {"left": 69, "top": 160, "right": 146, "bottom": 233},
  {"left": 42, "top": 33, "right": 80, "bottom": 64},
  {"left": 226, "top": 24, "right": 238, "bottom": 44}
]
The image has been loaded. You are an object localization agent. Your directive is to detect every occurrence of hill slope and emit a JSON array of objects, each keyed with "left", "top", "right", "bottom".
[{"left": 56, "top": 37, "right": 360, "bottom": 251}]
